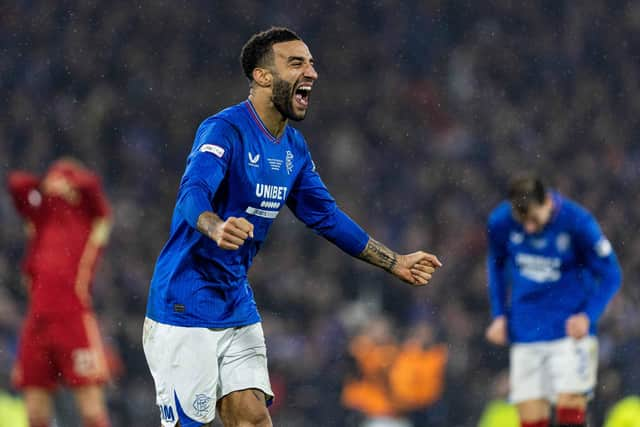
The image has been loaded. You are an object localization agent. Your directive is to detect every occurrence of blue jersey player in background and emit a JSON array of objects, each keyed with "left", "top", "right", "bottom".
[
  {"left": 485, "top": 175, "right": 622, "bottom": 427},
  {"left": 143, "top": 27, "right": 442, "bottom": 427}
]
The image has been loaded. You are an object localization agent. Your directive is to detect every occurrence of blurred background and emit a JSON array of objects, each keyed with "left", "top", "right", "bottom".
[{"left": 1, "top": 1, "right": 640, "bottom": 426}]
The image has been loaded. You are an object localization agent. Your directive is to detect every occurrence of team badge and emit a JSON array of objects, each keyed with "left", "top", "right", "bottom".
[
  {"left": 286, "top": 150, "right": 294, "bottom": 174},
  {"left": 193, "top": 394, "right": 213, "bottom": 417}
]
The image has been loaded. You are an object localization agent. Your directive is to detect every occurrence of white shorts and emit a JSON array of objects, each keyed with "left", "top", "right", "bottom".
[
  {"left": 509, "top": 336, "right": 598, "bottom": 404},
  {"left": 363, "top": 417, "right": 412, "bottom": 427},
  {"left": 143, "top": 317, "right": 274, "bottom": 427}
]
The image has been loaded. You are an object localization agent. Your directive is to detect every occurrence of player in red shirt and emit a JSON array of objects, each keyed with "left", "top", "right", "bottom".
[{"left": 7, "top": 158, "right": 113, "bottom": 427}]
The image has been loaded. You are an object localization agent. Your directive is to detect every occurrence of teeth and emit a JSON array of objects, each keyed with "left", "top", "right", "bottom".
[{"left": 297, "top": 86, "right": 312, "bottom": 92}]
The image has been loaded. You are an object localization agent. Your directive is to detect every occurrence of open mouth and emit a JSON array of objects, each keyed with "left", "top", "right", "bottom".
[{"left": 294, "top": 84, "right": 312, "bottom": 108}]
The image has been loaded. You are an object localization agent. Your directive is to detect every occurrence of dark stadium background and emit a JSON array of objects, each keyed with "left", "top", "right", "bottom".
[{"left": 2, "top": 1, "right": 639, "bottom": 425}]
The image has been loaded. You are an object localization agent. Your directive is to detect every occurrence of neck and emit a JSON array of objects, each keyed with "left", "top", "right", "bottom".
[{"left": 248, "top": 92, "right": 287, "bottom": 137}]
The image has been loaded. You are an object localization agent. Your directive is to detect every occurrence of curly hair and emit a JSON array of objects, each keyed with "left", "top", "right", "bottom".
[{"left": 240, "top": 27, "right": 301, "bottom": 81}]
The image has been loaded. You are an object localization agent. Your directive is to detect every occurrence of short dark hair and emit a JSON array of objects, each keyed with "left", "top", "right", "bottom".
[
  {"left": 508, "top": 175, "right": 547, "bottom": 215},
  {"left": 240, "top": 27, "right": 302, "bottom": 81}
]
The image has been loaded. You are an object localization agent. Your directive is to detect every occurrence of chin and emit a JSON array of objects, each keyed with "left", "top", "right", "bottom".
[{"left": 288, "top": 109, "right": 307, "bottom": 122}]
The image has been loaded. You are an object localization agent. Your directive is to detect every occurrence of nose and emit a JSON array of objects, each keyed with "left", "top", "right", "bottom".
[
  {"left": 304, "top": 63, "right": 318, "bottom": 80},
  {"left": 524, "top": 221, "right": 537, "bottom": 234}
]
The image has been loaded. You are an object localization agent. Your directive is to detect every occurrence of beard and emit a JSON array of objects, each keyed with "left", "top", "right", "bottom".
[{"left": 272, "top": 75, "right": 305, "bottom": 122}]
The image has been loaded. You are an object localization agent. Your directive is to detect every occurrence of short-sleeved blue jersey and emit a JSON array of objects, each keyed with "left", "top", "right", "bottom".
[
  {"left": 146, "top": 101, "right": 369, "bottom": 327},
  {"left": 487, "top": 192, "right": 622, "bottom": 343}
]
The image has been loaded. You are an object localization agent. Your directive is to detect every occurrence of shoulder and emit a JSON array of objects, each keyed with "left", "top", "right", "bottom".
[
  {"left": 212, "top": 102, "right": 249, "bottom": 125},
  {"left": 197, "top": 103, "right": 247, "bottom": 137},
  {"left": 555, "top": 193, "right": 595, "bottom": 229},
  {"left": 8, "top": 170, "right": 39, "bottom": 188},
  {"left": 487, "top": 201, "right": 513, "bottom": 245},
  {"left": 196, "top": 116, "right": 239, "bottom": 140},
  {"left": 558, "top": 194, "right": 590, "bottom": 218},
  {"left": 192, "top": 106, "right": 248, "bottom": 154},
  {"left": 488, "top": 201, "right": 512, "bottom": 228}
]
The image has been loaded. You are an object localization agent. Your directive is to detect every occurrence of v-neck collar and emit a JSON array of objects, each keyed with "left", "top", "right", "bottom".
[{"left": 244, "top": 100, "right": 284, "bottom": 143}]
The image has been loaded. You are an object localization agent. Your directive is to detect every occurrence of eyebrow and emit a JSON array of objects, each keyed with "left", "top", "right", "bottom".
[{"left": 287, "top": 55, "right": 314, "bottom": 64}]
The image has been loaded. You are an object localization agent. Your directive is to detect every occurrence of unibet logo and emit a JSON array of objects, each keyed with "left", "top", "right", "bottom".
[
  {"left": 255, "top": 183, "right": 287, "bottom": 200},
  {"left": 515, "top": 253, "right": 561, "bottom": 283}
]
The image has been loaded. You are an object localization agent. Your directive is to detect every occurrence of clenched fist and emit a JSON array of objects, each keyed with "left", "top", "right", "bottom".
[{"left": 197, "top": 212, "right": 254, "bottom": 250}]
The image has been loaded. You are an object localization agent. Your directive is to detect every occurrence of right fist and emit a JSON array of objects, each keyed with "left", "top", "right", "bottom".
[
  {"left": 485, "top": 315, "right": 508, "bottom": 346},
  {"left": 215, "top": 216, "right": 254, "bottom": 250}
]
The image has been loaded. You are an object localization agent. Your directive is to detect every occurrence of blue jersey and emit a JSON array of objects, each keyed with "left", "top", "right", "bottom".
[
  {"left": 146, "top": 100, "right": 369, "bottom": 327},
  {"left": 487, "top": 192, "right": 622, "bottom": 343}
]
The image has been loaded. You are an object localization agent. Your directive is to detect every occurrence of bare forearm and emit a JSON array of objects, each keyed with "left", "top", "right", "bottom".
[
  {"left": 88, "top": 217, "right": 112, "bottom": 246},
  {"left": 196, "top": 212, "right": 254, "bottom": 250},
  {"left": 357, "top": 238, "right": 398, "bottom": 273},
  {"left": 196, "top": 211, "right": 223, "bottom": 240}
]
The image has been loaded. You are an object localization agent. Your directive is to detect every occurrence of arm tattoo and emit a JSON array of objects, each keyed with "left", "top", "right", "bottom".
[
  {"left": 196, "top": 211, "right": 223, "bottom": 240},
  {"left": 357, "top": 238, "right": 398, "bottom": 273}
]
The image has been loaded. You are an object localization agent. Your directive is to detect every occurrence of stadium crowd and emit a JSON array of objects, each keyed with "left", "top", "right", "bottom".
[{"left": 1, "top": 1, "right": 639, "bottom": 425}]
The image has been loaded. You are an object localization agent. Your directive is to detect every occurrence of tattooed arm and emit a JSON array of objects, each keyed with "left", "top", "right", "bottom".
[
  {"left": 357, "top": 238, "right": 442, "bottom": 286},
  {"left": 358, "top": 238, "right": 398, "bottom": 272},
  {"left": 283, "top": 153, "right": 441, "bottom": 284}
]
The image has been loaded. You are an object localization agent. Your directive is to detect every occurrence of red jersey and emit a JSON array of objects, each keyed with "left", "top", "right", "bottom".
[{"left": 8, "top": 159, "right": 112, "bottom": 315}]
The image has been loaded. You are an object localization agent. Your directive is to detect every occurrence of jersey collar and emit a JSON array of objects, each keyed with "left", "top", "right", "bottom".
[{"left": 244, "top": 100, "right": 283, "bottom": 143}]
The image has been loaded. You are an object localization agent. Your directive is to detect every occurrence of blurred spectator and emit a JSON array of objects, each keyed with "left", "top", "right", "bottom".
[{"left": 342, "top": 315, "right": 447, "bottom": 426}]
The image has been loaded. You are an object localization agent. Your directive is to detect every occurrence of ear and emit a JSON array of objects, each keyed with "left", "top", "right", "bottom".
[{"left": 252, "top": 67, "right": 272, "bottom": 88}]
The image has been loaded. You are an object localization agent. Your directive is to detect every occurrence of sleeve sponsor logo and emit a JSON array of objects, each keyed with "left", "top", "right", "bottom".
[
  {"left": 595, "top": 238, "right": 612, "bottom": 257},
  {"left": 199, "top": 144, "right": 225, "bottom": 158}
]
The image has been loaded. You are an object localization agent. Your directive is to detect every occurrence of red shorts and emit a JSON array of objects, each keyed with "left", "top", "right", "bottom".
[{"left": 12, "top": 311, "right": 111, "bottom": 390}]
